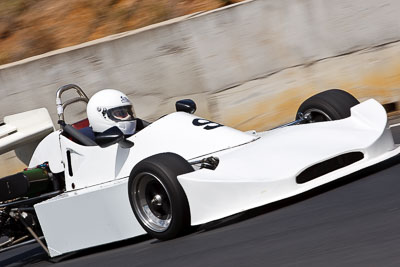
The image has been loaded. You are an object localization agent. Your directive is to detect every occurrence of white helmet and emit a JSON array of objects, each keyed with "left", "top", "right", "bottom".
[{"left": 87, "top": 89, "right": 137, "bottom": 135}]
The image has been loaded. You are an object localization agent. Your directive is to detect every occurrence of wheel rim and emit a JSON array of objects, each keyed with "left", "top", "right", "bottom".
[
  {"left": 303, "top": 108, "right": 332, "bottom": 122},
  {"left": 131, "top": 172, "right": 172, "bottom": 232}
]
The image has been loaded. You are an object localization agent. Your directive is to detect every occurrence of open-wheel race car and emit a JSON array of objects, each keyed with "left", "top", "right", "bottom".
[{"left": 0, "top": 84, "right": 399, "bottom": 258}]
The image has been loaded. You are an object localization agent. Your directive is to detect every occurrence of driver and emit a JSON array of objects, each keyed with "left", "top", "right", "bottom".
[{"left": 87, "top": 89, "right": 137, "bottom": 136}]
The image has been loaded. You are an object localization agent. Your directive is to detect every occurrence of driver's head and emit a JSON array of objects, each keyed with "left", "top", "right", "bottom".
[{"left": 87, "top": 89, "right": 136, "bottom": 135}]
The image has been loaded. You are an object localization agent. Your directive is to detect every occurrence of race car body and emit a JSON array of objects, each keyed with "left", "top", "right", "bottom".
[
  {"left": 0, "top": 85, "right": 399, "bottom": 257},
  {"left": 30, "top": 112, "right": 257, "bottom": 191},
  {"left": 179, "top": 99, "right": 397, "bottom": 225}
]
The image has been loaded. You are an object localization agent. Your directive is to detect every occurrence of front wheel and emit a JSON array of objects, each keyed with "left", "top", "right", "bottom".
[
  {"left": 128, "top": 153, "right": 193, "bottom": 240},
  {"left": 296, "top": 89, "right": 360, "bottom": 122}
]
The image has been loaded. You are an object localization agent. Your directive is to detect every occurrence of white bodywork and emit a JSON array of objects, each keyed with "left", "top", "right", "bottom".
[
  {"left": 0, "top": 108, "right": 54, "bottom": 164},
  {"left": 3, "top": 99, "right": 398, "bottom": 257},
  {"left": 179, "top": 99, "right": 396, "bottom": 224}
]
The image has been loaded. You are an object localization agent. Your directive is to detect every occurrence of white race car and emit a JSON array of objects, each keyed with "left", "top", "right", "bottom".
[{"left": 0, "top": 85, "right": 398, "bottom": 257}]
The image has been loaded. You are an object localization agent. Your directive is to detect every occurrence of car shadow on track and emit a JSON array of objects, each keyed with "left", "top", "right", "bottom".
[
  {"left": 48, "top": 235, "right": 152, "bottom": 264},
  {"left": 0, "top": 235, "right": 152, "bottom": 266},
  {"left": 197, "top": 153, "right": 400, "bottom": 233},
  {"left": 0, "top": 245, "right": 48, "bottom": 267}
]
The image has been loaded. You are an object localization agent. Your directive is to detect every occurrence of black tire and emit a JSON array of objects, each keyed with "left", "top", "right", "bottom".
[
  {"left": 128, "top": 153, "right": 194, "bottom": 240},
  {"left": 296, "top": 89, "right": 360, "bottom": 122}
]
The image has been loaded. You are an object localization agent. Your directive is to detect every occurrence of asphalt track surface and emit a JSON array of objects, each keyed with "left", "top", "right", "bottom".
[{"left": 2, "top": 125, "right": 400, "bottom": 266}]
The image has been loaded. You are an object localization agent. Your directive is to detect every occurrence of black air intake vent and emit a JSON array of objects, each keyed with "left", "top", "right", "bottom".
[{"left": 296, "top": 152, "right": 364, "bottom": 184}]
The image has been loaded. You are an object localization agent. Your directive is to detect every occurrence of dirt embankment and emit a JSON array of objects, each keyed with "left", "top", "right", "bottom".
[{"left": 0, "top": 0, "right": 242, "bottom": 65}]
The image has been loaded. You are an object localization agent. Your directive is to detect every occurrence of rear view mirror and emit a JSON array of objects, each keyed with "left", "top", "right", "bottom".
[
  {"left": 95, "top": 126, "right": 124, "bottom": 148},
  {"left": 176, "top": 99, "right": 196, "bottom": 114}
]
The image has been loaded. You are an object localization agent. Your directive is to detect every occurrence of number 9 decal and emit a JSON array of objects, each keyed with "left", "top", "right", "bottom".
[{"left": 192, "top": 119, "right": 223, "bottom": 130}]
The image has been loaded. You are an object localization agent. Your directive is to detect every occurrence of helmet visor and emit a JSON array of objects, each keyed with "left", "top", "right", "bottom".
[{"left": 107, "top": 106, "right": 135, "bottom": 122}]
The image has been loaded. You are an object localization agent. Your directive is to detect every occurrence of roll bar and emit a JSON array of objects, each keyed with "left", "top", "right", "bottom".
[{"left": 56, "top": 84, "right": 89, "bottom": 121}]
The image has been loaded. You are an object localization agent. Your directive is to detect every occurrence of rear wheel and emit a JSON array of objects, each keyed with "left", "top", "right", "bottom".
[
  {"left": 128, "top": 153, "right": 193, "bottom": 240},
  {"left": 296, "top": 89, "right": 359, "bottom": 122}
]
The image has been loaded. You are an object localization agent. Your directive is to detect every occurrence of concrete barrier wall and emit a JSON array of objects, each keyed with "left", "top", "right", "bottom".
[
  {"left": 1, "top": 0, "right": 400, "bottom": 175},
  {"left": 214, "top": 42, "right": 400, "bottom": 131},
  {"left": 186, "top": 0, "right": 400, "bottom": 91}
]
